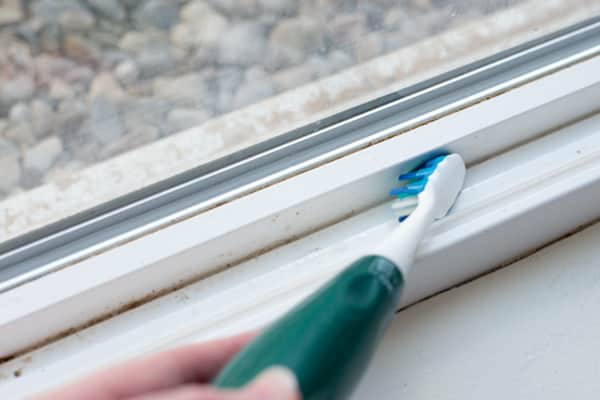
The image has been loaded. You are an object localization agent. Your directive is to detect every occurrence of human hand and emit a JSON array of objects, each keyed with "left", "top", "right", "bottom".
[{"left": 32, "top": 332, "right": 300, "bottom": 400}]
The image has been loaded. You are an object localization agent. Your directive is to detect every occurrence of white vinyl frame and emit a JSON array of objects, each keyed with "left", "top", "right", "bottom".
[{"left": 0, "top": 54, "right": 599, "bottom": 398}]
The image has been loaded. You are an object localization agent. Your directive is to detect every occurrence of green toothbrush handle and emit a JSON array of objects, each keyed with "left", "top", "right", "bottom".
[{"left": 213, "top": 255, "right": 404, "bottom": 400}]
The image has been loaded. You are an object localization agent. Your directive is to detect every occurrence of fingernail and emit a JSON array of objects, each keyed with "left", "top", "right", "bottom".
[{"left": 251, "top": 366, "right": 299, "bottom": 398}]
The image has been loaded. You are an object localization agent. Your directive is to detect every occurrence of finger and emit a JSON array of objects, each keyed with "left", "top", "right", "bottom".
[
  {"left": 241, "top": 367, "right": 301, "bottom": 400},
  {"left": 32, "top": 332, "right": 256, "bottom": 400},
  {"left": 127, "top": 384, "right": 234, "bottom": 400},
  {"left": 126, "top": 370, "right": 301, "bottom": 400}
]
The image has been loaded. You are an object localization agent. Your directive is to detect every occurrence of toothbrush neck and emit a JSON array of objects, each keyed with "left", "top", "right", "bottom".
[{"left": 375, "top": 202, "right": 435, "bottom": 276}]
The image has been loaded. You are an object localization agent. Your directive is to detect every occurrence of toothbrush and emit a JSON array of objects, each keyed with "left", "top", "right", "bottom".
[{"left": 213, "top": 153, "right": 466, "bottom": 399}]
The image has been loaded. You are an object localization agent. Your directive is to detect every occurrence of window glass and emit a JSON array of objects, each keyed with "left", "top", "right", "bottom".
[{"left": 0, "top": 0, "right": 598, "bottom": 242}]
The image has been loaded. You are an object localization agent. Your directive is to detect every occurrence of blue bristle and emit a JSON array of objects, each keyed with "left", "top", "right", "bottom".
[
  {"left": 398, "top": 166, "right": 436, "bottom": 180},
  {"left": 390, "top": 154, "right": 448, "bottom": 224},
  {"left": 389, "top": 180, "right": 426, "bottom": 196},
  {"left": 424, "top": 155, "right": 447, "bottom": 167},
  {"left": 408, "top": 178, "right": 428, "bottom": 189}
]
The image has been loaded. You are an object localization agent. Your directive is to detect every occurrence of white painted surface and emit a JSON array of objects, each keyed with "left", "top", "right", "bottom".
[
  {"left": 352, "top": 222, "right": 600, "bottom": 400},
  {"left": 1, "top": 113, "right": 600, "bottom": 398},
  {"left": 1, "top": 56, "right": 598, "bottom": 359}
]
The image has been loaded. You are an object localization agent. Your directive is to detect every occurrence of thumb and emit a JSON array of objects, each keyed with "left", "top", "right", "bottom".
[{"left": 240, "top": 367, "right": 301, "bottom": 400}]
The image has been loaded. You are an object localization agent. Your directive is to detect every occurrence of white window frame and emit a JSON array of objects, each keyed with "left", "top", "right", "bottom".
[{"left": 0, "top": 29, "right": 599, "bottom": 399}]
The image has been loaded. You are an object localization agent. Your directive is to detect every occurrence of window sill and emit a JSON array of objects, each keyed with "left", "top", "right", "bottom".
[
  {"left": 0, "top": 50, "right": 599, "bottom": 396},
  {"left": 351, "top": 221, "right": 600, "bottom": 399}
]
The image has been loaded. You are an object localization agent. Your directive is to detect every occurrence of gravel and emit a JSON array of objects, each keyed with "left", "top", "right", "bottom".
[
  {"left": 87, "top": 0, "right": 127, "bottom": 22},
  {"left": 0, "top": 75, "right": 35, "bottom": 112},
  {"left": 0, "top": 0, "right": 519, "bottom": 199},
  {"left": 0, "top": 138, "right": 21, "bottom": 193},
  {"left": 23, "top": 135, "right": 63, "bottom": 175},
  {"left": 0, "top": 0, "right": 24, "bottom": 27},
  {"left": 166, "top": 108, "right": 212, "bottom": 132},
  {"left": 269, "top": 17, "right": 326, "bottom": 66},
  {"left": 218, "top": 21, "right": 269, "bottom": 66}
]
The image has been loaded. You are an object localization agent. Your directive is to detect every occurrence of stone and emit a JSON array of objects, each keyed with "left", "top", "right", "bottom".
[
  {"left": 385, "top": 8, "right": 438, "bottom": 42},
  {"left": 166, "top": 108, "right": 212, "bottom": 132},
  {"left": 327, "top": 50, "right": 353, "bottom": 70},
  {"left": 133, "top": 0, "right": 180, "bottom": 31},
  {"left": 114, "top": 60, "right": 139, "bottom": 85},
  {"left": 63, "top": 69, "right": 96, "bottom": 91},
  {"left": 84, "top": 96, "right": 125, "bottom": 145},
  {"left": 23, "top": 136, "right": 63, "bottom": 174},
  {"left": 119, "top": 30, "right": 168, "bottom": 54},
  {"left": 354, "top": 33, "right": 384, "bottom": 61},
  {"left": 59, "top": 8, "right": 96, "bottom": 32},
  {"left": 259, "top": 0, "right": 297, "bottom": 15},
  {"left": 0, "top": 0, "right": 24, "bottom": 27},
  {"left": 272, "top": 65, "right": 314, "bottom": 90},
  {"left": 245, "top": 66, "right": 268, "bottom": 81},
  {"left": 298, "top": 0, "right": 350, "bottom": 18},
  {"left": 14, "top": 18, "right": 44, "bottom": 50},
  {"left": 123, "top": 98, "right": 171, "bottom": 135},
  {"left": 86, "top": 0, "right": 126, "bottom": 21},
  {"left": 190, "top": 45, "right": 218, "bottom": 68},
  {"left": 30, "top": 99, "right": 54, "bottom": 139},
  {"left": 0, "top": 138, "right": 21, "bottom": 192},
  {"left": 233, "top": 78, "right": 276, "bottom": 109},
  {"left": 101, "top": 50, "right": 130, "bottom": 68},
  {"left": 55, "top": 98, "right": 88, "bottom": 139},
  {"left": 137, "top": 45, "right": 175, "bottom": 79},
  {"left": 31, "top": 0, "right": 87, "bottom": 21},
  {"left": 218, "top": 22, "right": 268, "bottom": 66},
  {"left": 356, "top": 2, "right": 385, "bottom": 28},
  {"left": 99, "top": 124, "right": 160, "bottom": 158},
  {"left": 9, "top": 102, "right": 31, "bottom": 122},
  {"left": 64, "top": 34, "right": 101, "bottom": 64},
  {"left": 121, "top": 0, "right": 144, "bottom": 9},
  {"left": 328, "top": 13, "right": 368, "bottom": 44},
  {"left": 171, "top": 2, "right": 228, "bottom": 49},
  {"left": 3, "top": 122, "right": 35, "bottom": 148},
  {"left": 269, "top": 17, "right": 326, "bottom": 66},
  {"left": 205, "top": 0, "right": 259, "bottom": 17},
  {"left": 89, "top": 72, "right": 126, "bottom": 100},
  {"left": 39, "top": 24, "right": 62, "bottom": 53},
  {"left": 122, "top": 121, "right": 160, "bottom": 143},
  {"left": 307, "top": 50, "right": 353, "bottom": 77},
  {"left": 93, "top": 30, "right": 126, "bottom": 50},
  {"left": 0, "top": 36, "right": 33, "bottom": 71},
  {"left": 0, "top": 75, "right": 34, "bottom": 111},
  {"left": 215, "top": 67, "right": 243, "bottom": 113},
  {"left": 34, "top": 55, "right": 77, "bottom": 85},
  {"left": 181, "top": 0, "right": 219, "bottom": 21},
  {"left": 49, "top": 79, "right": 76, "bottom": 100},
  {"left": 412, "top": 0, "right": 433, "bottom": 10},
  {"left": 93, "top": 20, "right": 127, "bottom": 44},
  {"left": 153, "top": 73, "right": 211, "bottom": 109}
]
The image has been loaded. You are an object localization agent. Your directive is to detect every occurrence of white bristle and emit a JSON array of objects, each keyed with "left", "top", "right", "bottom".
[
  {"left": 391, "top": 196, "right": 418, "bottom": 210},
  {"left": 392, "top": 196, "right": 418, "bottom": 217},
  {"left": 392, "top": 204, "right": 417, "bottom": 217},
  {"left": 392, "top": 209, "right": 415, "bottom": 217}
]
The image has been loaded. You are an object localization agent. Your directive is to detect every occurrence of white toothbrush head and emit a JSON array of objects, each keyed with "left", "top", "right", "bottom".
[
  {"left": 390, "top": 154, "right": 466, "bottom": 222},
  {"left": 378, "top": 154, "right": 465, "bottom": 273}
]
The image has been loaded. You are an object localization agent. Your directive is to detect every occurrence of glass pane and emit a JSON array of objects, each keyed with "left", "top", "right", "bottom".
[{"left": 0, "top": 0, "right": 598, "bottom": 242}]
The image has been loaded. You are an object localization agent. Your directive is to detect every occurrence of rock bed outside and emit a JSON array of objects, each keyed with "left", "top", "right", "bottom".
[{"left": 0, "top": 0, "right": 522, "bottom": 200}]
